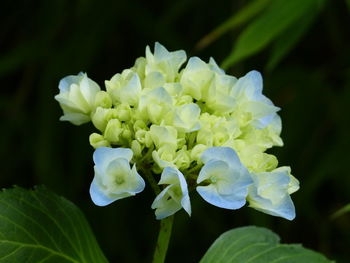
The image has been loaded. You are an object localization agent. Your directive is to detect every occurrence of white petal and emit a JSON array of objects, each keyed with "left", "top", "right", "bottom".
[
  {"left": 151, "top": 185, "right": 181, "bottom": 219},
  {"left": 236, "top": 70, "right": 263, "bottom": 99},
  {"left": 200, "top": 147, "right": 241, "bottom": 168},
  {"left": 59, "top": 113, "right": 90, "bottom": 125},
  {"left": 248, "top": 187, "right": 296, "bottom": 220},
  {"left": 58, "top": 75, "right": 81, "bottom": 92},
  {"left": 197, "top": 160, "right": 230, "bottom": 184},
  {"left": 93, "top": 147, "right": 133, "bottom": 172},
  {"left": 128, "top": 165, "right": 146, "bottom": 194}
]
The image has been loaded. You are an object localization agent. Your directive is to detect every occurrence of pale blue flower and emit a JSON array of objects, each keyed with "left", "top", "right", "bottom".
[
  {"left": 152, "top": 167, "right": 191, "bottom": 219},
  {"left": 247, "top": 166, "right": 299, "bottom": 220},
  {"left": 196, "top": 147, "right": 253, "bottom": 209},
  {"left": 90, "top": 147, "right": 145, "bottom": 206}
]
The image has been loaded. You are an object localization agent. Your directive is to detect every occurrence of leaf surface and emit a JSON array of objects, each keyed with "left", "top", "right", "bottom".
[
  {"left": 200, "top": 226, "right": 333, "bottom": 263},
  {"left": 0, "top": 186, "right": 108, "bottom": 263}
]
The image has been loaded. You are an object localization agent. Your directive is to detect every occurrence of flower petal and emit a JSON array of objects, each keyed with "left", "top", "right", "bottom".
[
  {"left": 200, "top": 147, "right": 241, "bottom": 168},
  {"left": 197, "top": 185, "right": 246, "bottom": 209},
  {"left": 93, "top": 147, "right": 133, "bottom": 172}
]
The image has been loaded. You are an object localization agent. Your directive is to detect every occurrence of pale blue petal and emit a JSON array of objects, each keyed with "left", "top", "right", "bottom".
[
  {"left": 197, "top": 185, "right": 246, "bottom": 209},
  {"left": 177, "top": 169, "right": 191, "bottom": 216},
  {"left": 240, "top": 70, "right": 263, "bottom": 99},
  {"left": 200, "top": 147, "right": 241, "bottom": 168},
  {"left": 186, "top": 57, "right": 208, "bottom": 71},
  {"left": 197, "top": 160, "right": 230, "bottom": 184},
  {"left": 152, "top": 185, "right": 181, "bottom": 219},
  {"left": 58, "top": 75, "right": 81, "bottom": 92},
  {"left": 89, "top": 177, "right": 116, "bottom": 206},
  {"left": 153, "top": 167, "right": 191, "bottom": 218},
  {"left": 93, "top": 147, "right": 133, "bottom": 172},
  {"left": 181, "top": 194, "right": 191, "bottom": 216},
  {"left": 154, "top": 42, "right": 169, "bottom": 60},
  {"left": 151, "top": 185, "right": 172, "bottom": 208},
  {"left": 129, "top": 165, "right": 146, "bottom": 194},
  {"left": 208, "top": 57, "right": 225, "bottom": 74},
  {"left": 158, "top": 167, "right": 179, "bottom": 185},
  {"left": 248, "top": 187, "right": 296, "bottom": 220}
]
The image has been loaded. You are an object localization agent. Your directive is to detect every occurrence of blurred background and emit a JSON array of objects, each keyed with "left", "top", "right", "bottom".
[{"left": 1, "top": 0, "right": 349, "bottom": 262}]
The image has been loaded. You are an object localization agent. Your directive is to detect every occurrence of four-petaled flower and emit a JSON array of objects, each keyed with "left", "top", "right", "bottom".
[
  {"left": 196, "top": 147, "right": 253, "bottom": 209},
  {"left": 247, "top": 167, "right": 299, "bottom": 220},
  {"left": 90, "top": 147, "right": 145, "bottom": 206},
  {"left": 151, "top": 167, "right": 191, "bottom": 219}
]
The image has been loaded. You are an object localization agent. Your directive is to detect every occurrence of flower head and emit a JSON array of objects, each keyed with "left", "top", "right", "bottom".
[{"left": 56, "top": 42, "right": 299, "bottom": 220}]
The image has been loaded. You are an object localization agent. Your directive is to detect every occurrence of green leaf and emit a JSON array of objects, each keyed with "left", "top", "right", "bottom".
[
  {"left": 221, "top": 0, "right": 326, "bottom": 69},
  {"left": 200, "top": 226, "right": 333, "bottom": 263},
  {"left": 266, "top": 0, "right": 326, "bottom": 71},
  {"left": 0, "top": 186, "right": 108, "bottom": 263},
  {"left": 331, "top": 203, "right": 350, "bottom": 219},
  {"left": 195, "top": 0, "right": 271, "bottom": 51}
]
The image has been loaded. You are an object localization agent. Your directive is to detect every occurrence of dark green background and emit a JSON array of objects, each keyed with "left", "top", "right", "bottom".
[{"left": 1, "top": 0, "right": 349, "bottom": 262}]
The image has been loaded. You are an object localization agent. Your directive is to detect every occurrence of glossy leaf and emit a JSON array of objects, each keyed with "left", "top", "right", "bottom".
[
  {"left": 266, "top": 0, "right": 326, "bottom": 71},
  {"left": 195, "top": 0, "right": 271, "bottom": 50},
  {"left": 0, "top": 186, "right": 108, "bottom": 263},
  {"left": 221, "top": 0, "right": 326, "bottom": 69},
  {"left": 200, "top": 226, "right": 333, "bottom": 263}
]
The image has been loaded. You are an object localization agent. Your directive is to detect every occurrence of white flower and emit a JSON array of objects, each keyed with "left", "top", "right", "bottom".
[
  {"left": 145, "top": 42, "right": 187, "bottom": 82},
  {"left": 55, "top": 72, "right": 100, "bottom": 125},
  {"left": 152, "top": 167, "right": 191, "bottom": 219},
  {"left": 180, "top": 57, "right": 215, "bottom": 101},
  {"left": 173, "top": 103, "right": 201, "bottom": 133},
  {"left": 247, "top": 166, "right": 299, "bottom": 220},
  {"left": 231, "top": 70, "right": 280, "bottom": 129},
  {"left": 90, "top": 147, "right": 145, "bottom": 206},
  {"left": 196, "top": 147, "right": 252, "bottom": 209},
  {"left": 105, "top": 69, "right": 142, "bottom": 106}
]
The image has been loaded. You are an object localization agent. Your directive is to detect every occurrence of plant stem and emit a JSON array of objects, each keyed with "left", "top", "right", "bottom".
[
  {"left": 142, "top": 167, "right": 160, "bottom": 195},
  {"left": 152, "top": 215, "right": 174, "bottom": 263}
]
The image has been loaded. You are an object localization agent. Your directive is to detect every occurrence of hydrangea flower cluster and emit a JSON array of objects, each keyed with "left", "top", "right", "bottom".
[{"left": 55, "top": 43, "right": 299, "bottom": 220}]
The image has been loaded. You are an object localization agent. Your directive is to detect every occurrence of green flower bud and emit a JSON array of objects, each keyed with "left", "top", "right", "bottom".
[
  {"left": 89, "top": 133, "right": 110, "bottom": 148},
  {"left": 104, "top": 119, "right": 122, "bottom": 144},
  {"left": 115, "top": 103, "right": 132, "bottom": 122},
  {"left": 94, "top": 91, "right": 112, "bottom": 109},
  {"left": 131, "top": 140, "right": 142, "bottom": 157}
]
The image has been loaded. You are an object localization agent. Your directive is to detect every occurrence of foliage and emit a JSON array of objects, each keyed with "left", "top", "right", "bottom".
[
  {"left": 201, "top": 226, "right": 333, "bottom": 263},
  {"left": 0, "top": 187, "right": 107, "bottom": 263}
]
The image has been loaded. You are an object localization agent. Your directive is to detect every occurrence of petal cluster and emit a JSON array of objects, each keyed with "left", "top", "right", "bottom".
[
  {"left": 56, "top": 43, "right": 299, "bottom": 220},
  {"left": 197, "top": 147, "right": 252, "bottom": 210},
  {"left": 90, "top": 147, "right": 145, "bottom": 206}
]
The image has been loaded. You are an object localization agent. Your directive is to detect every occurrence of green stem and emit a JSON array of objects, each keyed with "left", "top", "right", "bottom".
[
  {"left": 152, "top": 215, "right": 174, "bottom": 263},
  {"left": 142, "top": 167, "right": 160, "bottom": 195}
]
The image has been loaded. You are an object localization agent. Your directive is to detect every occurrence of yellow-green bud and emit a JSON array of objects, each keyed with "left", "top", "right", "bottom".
[
  {"left": 94, "top": 91, "right": 112, "bottom": 109},
  {"left": 190, "top": 144, "right": 207, "bottom": 162},
  {"left": 104, "top": 119, "right": 122, "bottom": 144},
  {"left": 91, "top": 107, "right": 112, "bottom": 132},
  {"left": 131, "top": 140, "right": 142, "bottom": 156},
  {"left": 116, "top": 103, "right": 132, "bottom": 122},
  {"left": 89, "top": 133, "right": 110, "bottom": 148}
]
